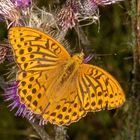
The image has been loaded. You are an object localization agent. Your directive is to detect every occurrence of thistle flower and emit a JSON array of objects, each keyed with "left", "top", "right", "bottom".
[
  {"left": 73, "top": 0, "right": 123, "bottom": 16},
  {"left": 11, "top": 0, "right": 32, "bottom": 8},
  {"left": 57, "top": 0, "right": 123, "bottom": 28},
  {"left": 57, "top": 4, "right": 77, "bottom": 30},
  {"left": 0, "top": 0, "right": 22, "bottom": 27}
]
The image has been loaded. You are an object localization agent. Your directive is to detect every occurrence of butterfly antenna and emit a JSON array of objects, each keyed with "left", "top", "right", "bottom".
[
  {"left": 95, "top": 53, "right": 117, "bottom": 57},
  {"left": 83, "top": 54, "right": 94, "bottom": 63},
  {"left": 83, "top": 52, "right": 117, "bottom": 63}
]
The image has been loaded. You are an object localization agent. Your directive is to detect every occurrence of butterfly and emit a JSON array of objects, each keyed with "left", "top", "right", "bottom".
[{"left": 8, "top": 27, "right": 125, "bottom": 125}]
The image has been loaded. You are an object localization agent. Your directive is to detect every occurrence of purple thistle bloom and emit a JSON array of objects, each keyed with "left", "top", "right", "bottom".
[
  {"left": 11, "top": 0, "right": 32, "bottom": 8},
  {"left": 56, "top": 0, "right": 98, "bottom": 29},
  {"left": 0, "top": 0, "right": 22, "bottom": 27},
  {"left": 76, "top": 0, "right": 98, "bottom": 16},
  {"left": 65, "top": 0, "right": 123, "bottom": 17},
  {"left": 57, "top": 4, "right": 77, "bottom": 30},
  {"left": 56, "top": 0, "right": 99, "bottom": 29},
  {"left": 0, "top": 0, "right": 20, "bottom": 20},
  {"left": 3, "top": 81, "right": 47, "bottom": 125}
]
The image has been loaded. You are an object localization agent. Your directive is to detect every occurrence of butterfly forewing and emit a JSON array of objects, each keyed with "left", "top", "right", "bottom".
[
  {"left": 8, "top": 27, "right": 70, "bottom": 71},
  {"left": 77, "top": 64, "right": 125, "bottom": 111},
  {"left": 42, "top": 84, "right": 86, "bottom": 125}
]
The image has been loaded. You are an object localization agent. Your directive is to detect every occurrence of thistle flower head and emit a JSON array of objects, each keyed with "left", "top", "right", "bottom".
[
  {"left": 56, "top": 0, "right": 100, "bottom": 29},
  {"left": 0, "top": 0, "right": 22, "bottom": 27},
  {"left": 74, "top": 0, "right": 98, "bottom": 16},
  {"left": 60, "top": 0, "right": 123, "bottom": 27},
  {"left": 72, "top": 0, "right": 123, "bottom": 17},
  {"left": 11, "top": 0, "right": 32, "bottom": 8},
  {"left": 57, "top": 4, "right": 77, "bottom": 30}
]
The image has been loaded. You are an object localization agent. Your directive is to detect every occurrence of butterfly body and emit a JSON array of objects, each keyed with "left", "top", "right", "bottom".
[
  {"left": 8, "top": 27, "right": 125, "bottom": 125},
  {"left": 59, "top": 53, "right": 84, "bottom": 84}
]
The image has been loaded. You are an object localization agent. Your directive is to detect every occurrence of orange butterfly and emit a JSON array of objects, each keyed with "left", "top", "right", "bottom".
[{"left": 8, "top": 27, "right": 125, "bottom": 125}]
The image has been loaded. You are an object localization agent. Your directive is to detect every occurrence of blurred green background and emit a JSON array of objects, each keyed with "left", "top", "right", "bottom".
[{"left": 0, "top": 0, "right": 132, "bottom": 140}]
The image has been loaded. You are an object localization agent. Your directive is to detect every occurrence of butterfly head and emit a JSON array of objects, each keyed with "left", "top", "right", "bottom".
[{"left": 72, "top": 52, "right": 84, "bottom": 64}]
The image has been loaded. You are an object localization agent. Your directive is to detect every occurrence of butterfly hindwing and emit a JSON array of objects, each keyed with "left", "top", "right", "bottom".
[
  {"left": 17, "top": 70, "right": 44, "bottom": 113},
  {"left": 43, "top": 90, "right": 86, "bottom": 125},
  {"left": 8, "top": 27, "right": 70, "bottom": 71},
  {"left": 17, "top": 65, "right": 66, "bottom": 114},
  {"left": 77, "top": 64, "right": 125, "bottom": 112}
]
